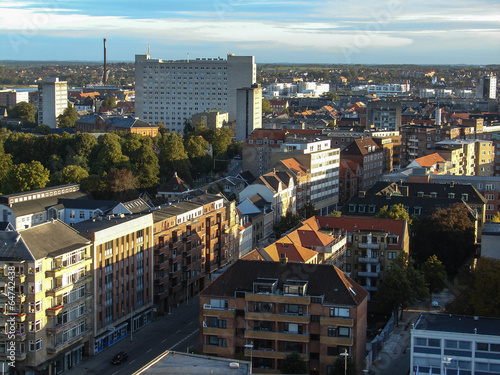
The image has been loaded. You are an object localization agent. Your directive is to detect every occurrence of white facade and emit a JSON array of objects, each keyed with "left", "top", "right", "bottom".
[
  {"left": 411, "top": 313, "right": 500, "bottom": 375},
  {"left": 38, "top": 77, "right": 68, "bottom": 128},
  {"left": 236, "top": 84, "right": 262, "bottom": 142},
  {"left": 0, "top": 89, "right": 29, "bottom": 107},
  {"left": 135, "top": 53, "right": 256, "bottom": 133},
  {"left": 264, "top": 82, "right": 329, "bottom": 98}
]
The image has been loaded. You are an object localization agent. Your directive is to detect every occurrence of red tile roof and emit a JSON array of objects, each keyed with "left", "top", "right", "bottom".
[{"left": 414, "top": 153, "right": 445, "bottom": 167}]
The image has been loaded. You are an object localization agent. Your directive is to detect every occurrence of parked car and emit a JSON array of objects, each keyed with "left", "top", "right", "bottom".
[{"left": 112, "top": 351, "right": 128, "bottom": 365}]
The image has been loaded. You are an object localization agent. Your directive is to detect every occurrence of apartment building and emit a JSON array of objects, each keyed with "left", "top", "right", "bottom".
[
  {"left": 0, "top": 184, "right": 88, "bottom": 230},
  {"left": 73, "top": 213, "right": 154, "bottom": 354},
  {"left": 302, "top": 216, "right": 409, "bottom": 295},
  {"left": 0, "top": 220, "right": 93, "bottom": 375},
  {"left": 434, "top": 139, "right": 477, "bottom": 176},
  {"left": 239, "top": 170, "right": 296, "bottom": 224},
  {"left": 367, "top": 100, "right": 402, "bottom": 131},
  {"left": 411, "top": 313, "right": 500, "bottom": 375},
  {"left": 199, "top": 260, "right": 368, "bottom": 375},
  {"left": 191, "top": 110, "right": 229, "bottom": 130},
  {"left": 236, "top": 84, "right": 262, "bottom": 142},
  {"left": 38, "top": 77, "right": 68, "bottom": 128},
  {"left": 342, "top": 137, "right": 384, "bottom": 191},
  {"left": 241, "top": 129, "right": 322, "bottom": 177},
  {"left": 135, "top": 53, "right": 256, "bottom": 133},
  {"left": 475, "top": 139, "right": 495, "bottom": 176},
  {"left": 477, "top": 73, "right": 497, "bottom": 100},
  {"left": 0, "top": 89, "right": 29, "bottom": 108},
  {"left": 152, "top": 195, "right": 236, "bottom": 315}
]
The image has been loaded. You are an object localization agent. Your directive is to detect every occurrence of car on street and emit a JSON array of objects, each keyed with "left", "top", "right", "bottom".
[{"left": 112, "top": 351, "right": 128, "bottom": 365}]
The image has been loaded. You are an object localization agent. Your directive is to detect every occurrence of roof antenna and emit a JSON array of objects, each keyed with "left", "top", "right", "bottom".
[{"left": 147, "top": 43, "right": 150, "bottom": 55}]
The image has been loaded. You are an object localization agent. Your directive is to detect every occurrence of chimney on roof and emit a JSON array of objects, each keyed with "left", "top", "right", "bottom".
[
  {"left": 279, "top": 253, "right": 288, "bottom": 264},
  {"left": 358, "top": 191, "right": 366, "bottom": 198}
]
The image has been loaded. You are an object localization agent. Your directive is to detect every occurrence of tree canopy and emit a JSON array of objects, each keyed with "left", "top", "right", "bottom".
[
  {"left": 328, "top": 355, "right": 357, "bottom": 375},
  {"left": 412, "top": 203, "right": 475, "bottom": 273},
  {"left": 101, "top": 96, "right": 117, "bottom": 107},
  {"left": 375, "top": 203, "right": 411, "bottom": 223},
  {"left": 280, "top": 352, "right": 307, "bottom": 374},
  {"left": 2, "top": 161, "right": 50, "bottom": 194},
  {"left": 421, "top": 255, "right": 447, "bottom": 298},
  {"left": 8, "top": 102, "right": 36, "bottom": 124},
  {"left": 376, "top": 252, "right": 428, "bottom": 321},
  {"left": 57, "top": 106, "right": 78, "bottom": 128},
  {"left": 262, "top": 98, "right": 272, "bottom": 113}
]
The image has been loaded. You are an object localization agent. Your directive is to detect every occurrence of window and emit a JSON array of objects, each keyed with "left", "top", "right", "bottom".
[
  {"left": 29, "top": 338, "right": 42, "bottom": 352},
  {"left": 388, "top": 252, "right": 396, "bottom": 260},
  {"left": 284, "top": 304, "right": 303, "bottom": 315},
  {"left": 311, "top": 315, "right": 320, "bottom": 322},
  {"left": 209, "top": 299, "right": 228, "bottom": 310},
  {"left": 79, "top": 211, "right": 85, "bottom": 219},
  {"left": 207, "top": 335, "right": 226, "bottom": 347},
  {"left": 428, "top": 338, "right": 441, "bottom": 347},
  {"left": 330, "top": 307, "right": 349, "bottom": 318}
]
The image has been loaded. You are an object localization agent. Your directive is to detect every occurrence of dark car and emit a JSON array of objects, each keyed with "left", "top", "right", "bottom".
[{"left": 112, "top": 351, "right": 128, "bottom": 365}]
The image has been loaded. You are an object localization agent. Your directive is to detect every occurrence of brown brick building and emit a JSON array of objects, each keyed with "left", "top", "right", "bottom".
[
  {"left": 152, "top": 194, "right": 238, "bottom": 315},
  {"left": 199, "top": 260, "right": 368, "bottom": 374}
]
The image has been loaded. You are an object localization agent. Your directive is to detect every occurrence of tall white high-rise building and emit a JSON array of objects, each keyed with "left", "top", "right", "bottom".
[
  {"left": 38, "top": 77, "right": 68, "bottom": 128},
  {"left": 135, "top": 53, "right": 256, "bottom": 133},
  {"left": 477, "top": 73, "right": 497, "bottom": 100},
  {"left": 236, "top": 84, "right": 262, "bottom": 142}
]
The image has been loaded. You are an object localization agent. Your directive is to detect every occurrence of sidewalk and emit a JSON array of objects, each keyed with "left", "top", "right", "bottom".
[
  {"left": 369, "top": 310, "right": 418, "bottom": 375},
  {"left": 68, "top": 298, "right": 198, "bottom": 375}
]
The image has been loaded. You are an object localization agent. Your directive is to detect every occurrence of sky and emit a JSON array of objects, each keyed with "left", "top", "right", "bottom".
[{"left": 1, "top": 0, "right": 499, "bottom": 64}]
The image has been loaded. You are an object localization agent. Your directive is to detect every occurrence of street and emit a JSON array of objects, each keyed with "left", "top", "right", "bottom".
[{"left": 68, "top": 297, "right": 200, "bottom": 375}]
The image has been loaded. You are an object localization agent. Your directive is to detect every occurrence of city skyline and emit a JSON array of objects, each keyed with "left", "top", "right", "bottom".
[{"left": 1, "top": 0, "right": 500, "bottom": 64}]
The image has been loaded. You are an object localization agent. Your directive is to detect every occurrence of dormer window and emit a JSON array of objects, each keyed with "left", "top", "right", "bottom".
[
  {"left": 253, "top": 278, "right": 278, "bottom": 294},
  {"left": 284, "top": 280, "right": 308, "bottom": 296},
  {"left": 448, "top": 193, "right": 455, "bottom": 199},
  {"left": 430, "top": 192, "right": 437, "bottom": 198},
  {"left": 461, "top": 193, "right": 468, "bottom": 201},
  {"left": 417, "top": 191, "right": 424, "bottom": 197}
]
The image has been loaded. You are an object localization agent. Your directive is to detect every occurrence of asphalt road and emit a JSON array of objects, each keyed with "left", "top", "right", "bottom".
[{"left": 68, "top": 297, "right": 200, "bottom": 375}]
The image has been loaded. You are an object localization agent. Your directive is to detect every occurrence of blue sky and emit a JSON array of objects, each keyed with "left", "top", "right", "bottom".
[{"left": 1, "top": 0, "right": 499, "bottom": 64}]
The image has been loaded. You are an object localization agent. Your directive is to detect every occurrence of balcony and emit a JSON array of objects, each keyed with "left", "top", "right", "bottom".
[
  {"left": 45, "top": 258, "right": 92, "bottom": 278},
  {"left": 1, "top": 313, "right": 26, "bottom": 322},
  {"left": 0, "top": 351, "right": 26, "bottom": 361},
  {"left": 358, "top": 243, "right": 380, "bottom": 250},
  {"left": 245, "top": 312, "right": 310, "bottom": 324},
  {"left": 202, "top": 305, "right": 236, "bottom": 319},
  {"left": 0, "top": 331, "right": 26, "bottom": 341},
  {"left": 47, "top": 328, "right": 92, "bottom": 354},
  {"left": 244, "top": 349, "right": 309, "bottom": 362},
  {"left": 358, "top": 271, "right": 379, "bottom": 278},
  {"left": 0, "top": 273, "right": 25, "bottom": 283},
  {"left": 320, "top": 316, "right": 354, "bottom": 327},
  {"left": 245, "top": 293, "right": 311, "bottom": 305},
  {"left": 46, "top": 275, "right": 90, "bottom": 297},
  {"left": 320, "top": 336, "right": 353, "bottom": 346},
  {"left": 46, "top": 304, "right": 64, "bottom": 317},
  {"left": 46, "top": 310, "right": 91, "bottom": 334},
  {"left": 244, "top": 330, "right": 310, "bottom": 343},
  {"left": 357, "top": 257, "right": 380, "bottom": 264},
  {"left": 202, "top": 326, "right": 233, "bottom": 336},
  {"left": 202, "top": 345, "right": 234, "bottom": 356}
]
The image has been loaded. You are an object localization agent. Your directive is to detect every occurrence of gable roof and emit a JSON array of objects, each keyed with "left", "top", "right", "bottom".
[
  {"left": 201, "top": 259, "right": 368, "bottom": 306},
  {"left": 412, "top": 153, "right": 446, "bottom": 168},
  {"left": 263, "top": 239, "right": 319, "bottom": 263},
  {"left": 280, "top": 158, "right": 309, "bottom": 176},
  {"left": 158, "top": 173, "right": 191, "bottom": 194}
]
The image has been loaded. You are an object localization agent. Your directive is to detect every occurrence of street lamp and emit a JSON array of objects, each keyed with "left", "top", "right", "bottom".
[
  {"left": 245, "top": 341, "right": 254, "bottom": 374},
  {"left": 340, "top": 349, "right": 349, "bottom": 375},
  {"left": 442, "top": 357, "right": 452, "bottom": 375}
]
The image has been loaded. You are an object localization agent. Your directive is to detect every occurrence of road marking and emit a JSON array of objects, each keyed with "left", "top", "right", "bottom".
[
  {"left": 146, "top": 349, "right": 152, "bottom": 353},
  {"left": 130, "top": 360, "right": 136, "bottom": 364},
  {"left": 168, "top": 329, "right": 199, "bottom": 351},
  {"left": 112, "top": 372, "right": 118, "bottom": 375},
  {"left": 187, "top": 321, "right": 194, "bottom": 326},
  {"left": 161, "top": 338, "right": 168, "bottom": 343},
  {"left": 175, "top": 329, "right": 181, "bottom": 334}
]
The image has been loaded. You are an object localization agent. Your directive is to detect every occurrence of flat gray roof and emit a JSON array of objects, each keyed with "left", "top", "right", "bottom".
[
  {"left": 414, "top": 313, "right": 500, "bottom": 336},
  {"left": 134, "top": 351, "right": 249, "bottom": 375}
]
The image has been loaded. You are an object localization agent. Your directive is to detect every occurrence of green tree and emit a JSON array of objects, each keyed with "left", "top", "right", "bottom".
[
  {"left": 101, "top": 96, "right": 117, "bottom": 107},
  {"left": 158, "top": 132, "right": 192, "bottom": 184},
  {"left": 330, "top": 210, "right": 342, "bottom": 217},
  {"left": 470, "top": 258, "right": 500, "bottom": 317},
  {"left": 130, "top": 140, "right": 160, "bottom": 189},
  {"left": 226, "top": 142, "right": 242, "bottom": 159},
  {"left": 280, "top": 352, "right": 307, "bottom": 374},
  {"left": 275, "top": 212, "right": 301, "bottom": 237},
  {"left": 90, "top": 133, "right": 130, "bottom": 174},
  {"left": 59, "top": 165, "right": 89, "bottom": 184},
  {"left": 211, "top": 128, "right": 233, "bottom": 156},
  {"left": 57, "top": 106, "right": 78, "bottom": 127},
  {"left": 491, "top": 212, "right": 500, "bottom": 223},
  {"left": 8, "top": 102, "right": 36, "bottom": 124},
  {"left": 376, "top": 252, "right": 428, "bottom": 322},
  {"left": 375, "top": 203, "right": 411, "bottom": 223},
  {"left": 262, "top": 98, "right": 272, "bottom": 113},
  {"left": 412, "top": 203, "right": 475, "bottom": 273},
  {"left": 328, "top": 355, "right": 357, "bottom": 375},
  {"left": 34, "top": 124, "right": 51, "bottom": 135},
  {"left": 2, "top": 161, "right": 50, "bottom": 194},
  {"left": 0, "top": 144, "right": 13, "bottom": 189},
  {"left": 184, "top": 135, "right": 212, "bottom": 177},
  {"left": 421, "top": 255, "right": 447, "bottom": 302},
  {"left": 300, "top": 203, "right": 317, "bottom": 219},
  {"left": 326, "top": 92, "right": 340, "bottom": 101},
  {"left": 3, "top": 132, "right": 37, "bottom": 164}
]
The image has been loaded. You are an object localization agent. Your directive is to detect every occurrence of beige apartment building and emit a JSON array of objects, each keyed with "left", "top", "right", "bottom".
[{"left": 0, "top": 220, "right": 93, "bottom": 375}]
